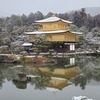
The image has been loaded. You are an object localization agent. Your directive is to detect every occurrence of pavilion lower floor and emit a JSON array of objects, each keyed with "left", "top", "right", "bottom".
[
  {"left": 51, "top": 42, "right": 75, "bottom": 52},
  {"left": 23, "top": 42, "right": 77, "bottom": 53}
]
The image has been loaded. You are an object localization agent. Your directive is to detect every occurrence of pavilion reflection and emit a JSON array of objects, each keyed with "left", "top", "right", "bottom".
[{"left": 12, "top": 57, "right": 80, "bottom": 90}]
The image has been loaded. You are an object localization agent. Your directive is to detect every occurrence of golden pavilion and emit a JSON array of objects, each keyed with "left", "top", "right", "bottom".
[{"left": 24, "top": 15, "right": 82, "bottom": 52}]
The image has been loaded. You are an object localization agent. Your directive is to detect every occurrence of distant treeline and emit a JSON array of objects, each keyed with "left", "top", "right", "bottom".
[{"left": 0, "top": 8, "right": 100, "bottom": 31}]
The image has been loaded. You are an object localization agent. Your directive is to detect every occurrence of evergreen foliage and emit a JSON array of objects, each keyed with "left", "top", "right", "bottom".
[{"left": 0, "top": 8, "right": 100, "bottom": 53}]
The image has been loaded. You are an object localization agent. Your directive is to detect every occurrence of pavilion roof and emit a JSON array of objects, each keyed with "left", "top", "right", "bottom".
[
  {"left": 35, "top": 16, "right": 72, "bottom": 23},
  {"left": 24, "top": 30, "right": 82, "bottom": 35},
  {"left": 22, "top": 42, "right": 32, "bottom": 46}
]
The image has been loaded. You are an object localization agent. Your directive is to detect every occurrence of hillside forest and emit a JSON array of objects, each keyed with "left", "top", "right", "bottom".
[{"left": 0, "top": 8, "right": 100, "bottom": 53}]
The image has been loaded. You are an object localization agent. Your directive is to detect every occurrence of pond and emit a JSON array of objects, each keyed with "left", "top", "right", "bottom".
[{"left": 0, "top": 56, "right": 100, "bottom": 100}]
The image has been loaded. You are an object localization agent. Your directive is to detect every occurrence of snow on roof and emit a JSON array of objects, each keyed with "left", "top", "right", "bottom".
[
  {"left": 35, "top": 16, "right": 72, "bottom": 23},
  {"left": 22, "top": 43, "right": 32, "bottom": 46},
  {"left": 24, "top": 30, "right": 82, "bottom": 35},
  {"left": 61, "top": 19, "right": 72, "bottom": 23},
  {"left": 24, "top": 30, "right": 69, "bottom": 35},
  {"left": 71, "top": 31, "right": 83, "bottom": 35}
]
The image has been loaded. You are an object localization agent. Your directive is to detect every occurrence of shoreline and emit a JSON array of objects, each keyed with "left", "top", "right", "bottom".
[{"left": 0, "top": 51, "right": 99, "bottom": 63}]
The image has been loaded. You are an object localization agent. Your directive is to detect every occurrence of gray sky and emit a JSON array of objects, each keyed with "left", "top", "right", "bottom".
[{"left": 0, "top": 0, "right": 100, "bottom": 17}]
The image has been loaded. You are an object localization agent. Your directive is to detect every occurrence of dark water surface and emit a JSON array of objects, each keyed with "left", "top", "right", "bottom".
[{"left": 0, "top": 56, "right": 100, "bottom": 100}]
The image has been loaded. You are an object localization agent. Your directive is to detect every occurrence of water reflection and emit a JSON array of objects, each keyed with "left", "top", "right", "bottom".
[
  {"left": 0, "top": 64, "right": 15, "bottom": 89},
  {"left": 12, "top": 61, "right": 79, "bottom": 90},
  {"left": 71, "top": 56, "right": 100, "bottom": 89},
  {"left": 0, "top": 56, "right": 100, "bottom": 91}
]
